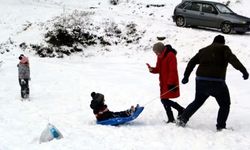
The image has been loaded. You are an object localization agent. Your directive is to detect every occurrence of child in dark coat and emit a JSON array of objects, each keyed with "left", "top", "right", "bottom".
[
  {"left": 17, "top": 54, "right": 30, "bottom": 99},
  {"left": 90, "top": 92, "right": 137, "bottom": 121}
]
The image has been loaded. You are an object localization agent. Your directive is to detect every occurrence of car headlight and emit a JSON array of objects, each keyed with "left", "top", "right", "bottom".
[{"left": 240, "top": 21, "right": 247, "bottom": 24}]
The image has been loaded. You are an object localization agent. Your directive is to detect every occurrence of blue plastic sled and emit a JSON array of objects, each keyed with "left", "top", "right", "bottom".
[{"left": 96, "top": 106, "right": 144, "bottom": 126}]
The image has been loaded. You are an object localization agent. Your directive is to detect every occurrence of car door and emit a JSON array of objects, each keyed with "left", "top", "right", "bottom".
[
  {"left": 183, "top": 2, "right": 203, "bottom": 26},
  {"left": 199, "top": 3, "right": 221, "bottom": 28}
]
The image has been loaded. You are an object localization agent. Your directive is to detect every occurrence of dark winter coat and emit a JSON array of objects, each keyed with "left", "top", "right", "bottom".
[
  {"left": 183, "top": 43, "right": 248, "bottom": 80},
  {"left": 18, "top": 62, "right": 30, "bottom": 79},
  {"left": 90, "top": 100, "right": 112, "bottom": 121},
  {"left": 90, "top": 100, "right": 107, "bottom": 114},
  {"left": 150, "top": 47, "right": 180, "bottom": 99}
]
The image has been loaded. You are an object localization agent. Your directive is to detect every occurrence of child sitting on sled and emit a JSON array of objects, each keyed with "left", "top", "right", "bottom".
[{"left": 90, "top": 92, "right": 138, "bottom": 121}]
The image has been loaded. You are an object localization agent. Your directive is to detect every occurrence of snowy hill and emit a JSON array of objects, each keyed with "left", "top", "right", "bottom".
[{"left": 0, "top": 0, "right": 250, "bottom": 149}]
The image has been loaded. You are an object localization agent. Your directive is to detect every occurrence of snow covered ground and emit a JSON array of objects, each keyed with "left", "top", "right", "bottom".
[{"left": 0, "top": 0, "right": 250, "bottom": 149}]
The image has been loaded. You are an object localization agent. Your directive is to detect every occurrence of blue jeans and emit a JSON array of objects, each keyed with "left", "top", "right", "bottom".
[{"left": 181, "top": 79, "right": 231, "bottom": 129}]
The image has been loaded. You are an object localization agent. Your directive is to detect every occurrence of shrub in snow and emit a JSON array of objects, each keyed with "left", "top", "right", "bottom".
[
  {"left": 19, "top": 42, "right": 28, "bottom": 50},
  {"left": 0, "top": 39, "right": 13, "bottom": 54},
  {"left": 110, "top": 0, "right": 119, "bottom": 5},
  {"left": 20, "top": 10, "right": 145, "bottom": 58},
  {"left": 146, "top": 4, "right": 165, "bottom": 8},
  {"left": 30, "top": 43, "right": 83, "bottom": 58},
  {"left": 236, "top": 0, "right": 242, "bottom": 3},
  {"left": 223, "top": 0, "right": 241, "bottom": 6},
  {"left": 45, "top": 27, "right": 75, "bottom": 47}
]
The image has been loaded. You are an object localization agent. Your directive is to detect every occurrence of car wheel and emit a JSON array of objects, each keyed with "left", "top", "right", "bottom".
[
  {"left": 221, "top": 23, "right": 231, "bottom": 34},
  {"left": 176, "top": 16, "right": 185, "bottom": 27}
]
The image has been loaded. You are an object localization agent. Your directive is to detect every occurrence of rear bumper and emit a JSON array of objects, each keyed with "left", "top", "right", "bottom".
[{"left": 232, "top": 23, "right": 250, "bottom": 32}]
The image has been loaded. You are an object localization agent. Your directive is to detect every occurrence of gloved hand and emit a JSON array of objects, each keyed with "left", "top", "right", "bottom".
[
  {"left": 243, "top": 71, "right": 249, "bottom": 80},
  {"left": 182, "top": 77, "right": 189, "bottom": 84},
  {"left": 168, "top": 85, "right": 177, "bottom": 92},
  {"left": 21, "top": 79, "right": 26, "bottom": 85},
  {"left": 146, "top": 63, "right": 153, "bottom": 72}
]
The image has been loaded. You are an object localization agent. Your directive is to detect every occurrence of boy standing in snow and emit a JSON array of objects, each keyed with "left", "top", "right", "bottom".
[
  {"left": 177, "top": 35, "right": 249, "bottom": 131},
  {"left": 17, "top": 54, "right": 30, "bottom": 99},
  {"left": 147, "top": 42, "right": 184, "bottom": 123},
  {"left": 90, "top": 92, "right": 137, "bottom": 121}
]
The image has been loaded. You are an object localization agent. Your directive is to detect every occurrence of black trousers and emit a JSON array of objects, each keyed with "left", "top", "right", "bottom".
[
  {"left": 97, "top": 110, "right": 130, "bottom": 121},
  {"left": 19, "top": 79, "right": 30, "bottom": 98},
  {"left": 161, "top": 99, "right": 184, "bottom": 122},
  {"left": 180, "top": 79, "right": 230, "bottom": 129}
]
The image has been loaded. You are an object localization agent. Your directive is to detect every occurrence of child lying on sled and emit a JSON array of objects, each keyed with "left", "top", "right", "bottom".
[{"left": 90, "top": 92, "right": 138, "bottom": 121}]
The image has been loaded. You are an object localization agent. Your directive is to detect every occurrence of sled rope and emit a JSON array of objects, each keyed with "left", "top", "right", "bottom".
[{"left": 143, "top": 85, "right": 179, "bottom": 107}]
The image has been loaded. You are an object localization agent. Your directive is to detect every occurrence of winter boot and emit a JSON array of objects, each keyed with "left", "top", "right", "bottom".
[
  {"left": 177, "top": 108, "right": 185, "bottom": 118},
  {"left": 21, "top": 90, "right": 26, "bottom": 98},
  {"left": 24, "top": 94, "right": 29, "bottom": 99},
  {"left": 166, "top": 120, "right": 176, "bottom": 123},
  {"left": 127, "top": 105, "right": 136, "bottom": 116},
  {"left": 216, "top": 124, "right": 226, "bottom": 131},
  {"left": 130, "top": 105, "right": 135, "bottom": 113},
  {"left": 176, "top": 117, "right": 186, "bottom": 127},
  {"left": 135, "top": 104, "right": 139, "bottom": 110},
  {"left": 217, "top": 127, "right": 226, "bottom": 131}
]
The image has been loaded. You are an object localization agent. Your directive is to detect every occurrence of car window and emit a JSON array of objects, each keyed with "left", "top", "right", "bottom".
[
  {"left": 202, "top": 4, "right": 217, "bottom": 14},
  {"left": 183, "top": 2, "right": 192, "bottom": 9},
  {"left": 178, "top": 1, "right": 191, "bottom": 9},
  {"left": 215, "top": 4, "right": 234, "bottom": 14},
  {"left": 186, "top": 2, "right": 201, "bottom": 11}
]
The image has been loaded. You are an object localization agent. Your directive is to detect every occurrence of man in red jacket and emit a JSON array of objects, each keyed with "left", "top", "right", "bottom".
[{"left": 147, "top": 42, "right": 184, "bottom": 123}]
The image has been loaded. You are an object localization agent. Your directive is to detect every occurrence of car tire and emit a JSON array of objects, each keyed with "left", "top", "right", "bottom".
[
  {"left": 176, "top": 16, "right": 185, "bottom": 27},
  {"left": 221, "top": 22, "right": 232, "bottom": 34}
]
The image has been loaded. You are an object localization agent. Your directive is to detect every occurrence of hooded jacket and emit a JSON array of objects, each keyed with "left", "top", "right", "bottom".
[
  {"left": 150, "top": 46, "right": 180, "bottom": 99},
  {"left": 17, "top": 56, "right": 30, "bottom": 79}
]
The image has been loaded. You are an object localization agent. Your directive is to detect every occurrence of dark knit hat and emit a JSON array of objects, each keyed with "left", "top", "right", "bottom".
[
  {"left": 213, "top": 35, "right": 225, "bottom": 44},
  {"left": 153, "top": 42, "right": 165, "bottom": 53},
  {"left": 19, "top": 54, "right": 24, "bottom": 60},
  {"left": 91, "top": 92, "right": 104, "bottom": 103}
]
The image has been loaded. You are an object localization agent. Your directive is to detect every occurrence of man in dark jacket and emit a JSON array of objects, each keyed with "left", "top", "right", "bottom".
[{"left": 177, "top": 35, "right": 249, "bottom": 131}]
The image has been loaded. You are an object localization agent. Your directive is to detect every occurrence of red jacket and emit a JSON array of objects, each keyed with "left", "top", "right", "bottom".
[{"left": 150, "top": 48, "right": 180, "bottom": 99}]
